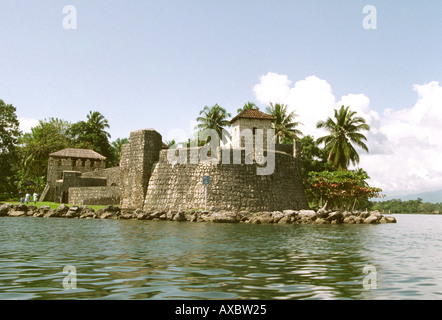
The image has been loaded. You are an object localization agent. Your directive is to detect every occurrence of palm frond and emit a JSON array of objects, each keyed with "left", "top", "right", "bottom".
[{"left": 316, "top": 105, "right": 370, "bottom": 169}]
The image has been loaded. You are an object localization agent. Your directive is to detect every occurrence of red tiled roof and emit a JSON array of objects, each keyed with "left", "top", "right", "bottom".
[{"left": 230, "top": 109, "right": 276, "bottom": 124}]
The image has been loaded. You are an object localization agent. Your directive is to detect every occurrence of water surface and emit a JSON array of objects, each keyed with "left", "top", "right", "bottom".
[{"left": 0, "top": 214, "right": 441, "bottom": 299}]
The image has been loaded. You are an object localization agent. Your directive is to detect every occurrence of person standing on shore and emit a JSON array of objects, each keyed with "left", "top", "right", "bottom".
[
  {"left": 25, "top": 192, "right": 30, "bottom": 204},
  {"left": 33, "top": 192, "right": 38, "bottom": 204}
]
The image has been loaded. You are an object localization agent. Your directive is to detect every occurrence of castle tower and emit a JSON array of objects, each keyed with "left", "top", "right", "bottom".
[
  {"left": 230, "top": 109, "right": 276, "bottom": 148},
  {"left": 40, "top": 148, "right": 106, "bottom": 202},
  {"left": 119, "top": 129, "right": 163, "bottom": 210}
]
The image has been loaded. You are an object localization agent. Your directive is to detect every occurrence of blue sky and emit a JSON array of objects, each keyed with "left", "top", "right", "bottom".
[{"left": 1, "top": 1, "right": 442, "bottom": 196}]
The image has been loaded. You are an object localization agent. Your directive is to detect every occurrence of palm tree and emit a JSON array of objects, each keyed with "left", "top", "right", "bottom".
[
  {"left": 20, "top": 118, "right": 73, "bottom": 192},
  {"left": 316, "top": 105, "right": 370, "bottom": 170},
  {"left": 164, "top": 139, "right": 176, "bottom": 148},
  {"left": 265, "top": 103, "right": 303, "bottom": 143},
  {"left": 195, "top": 104, "right": 231, "bottom": 144},
  {"left": 111, "top": 137, "right": 129, "bottom": 165},
  {"left": 86, "top": 111, "right": 111, "bottom": 139},
  {"left": 69, "top": 111, "right": 114, "bottom": 164},
  {"left": 237, "top": 101, "right": 259, "bottom": 113}
]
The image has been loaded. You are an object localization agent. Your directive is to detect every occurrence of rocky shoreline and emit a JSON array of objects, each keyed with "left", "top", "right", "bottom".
[{"left": 0, "top": 203, "right": 397, "bottom": 225}]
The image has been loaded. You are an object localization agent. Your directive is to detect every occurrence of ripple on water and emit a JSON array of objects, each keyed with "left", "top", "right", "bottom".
[{"left": 1, "top": 215, "right": 442, "bottom": 299}]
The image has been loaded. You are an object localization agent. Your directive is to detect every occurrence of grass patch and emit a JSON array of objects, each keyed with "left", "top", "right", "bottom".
[{"left": 3, "top": 201, "right": 113, "bottom": 212}]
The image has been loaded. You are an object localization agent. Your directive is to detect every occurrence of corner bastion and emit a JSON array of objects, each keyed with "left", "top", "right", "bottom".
[
  {"left": 42, "top": 125, "right": 309, "bottom": 211},
  {"left": 120, "top": 129, "right": 309, "bottom": 212}
]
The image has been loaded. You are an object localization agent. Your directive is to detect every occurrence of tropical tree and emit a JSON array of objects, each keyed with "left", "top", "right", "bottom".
[
  {"left": 19, "top": 118, "right": 73, "bottom": 192},
  {"left": 371, "top": 198, "right": 442, "bottom": 214},
  {"left": 237, "top": 101, "right": 259, "bottom": 113},
  {"left": 0, "top": 100, "right": 22, "bottom": 193},
  {"left": 316, "top": 105, "right": 370, "bottom": 170},
  {"left": 111, "top": 137, "right": 129, "bottom": 165},
  {"left": 164, "top": 139, "right": 176, "bottom": 148},
  {"left": 69, "top": 111, "right": 115, "bottom": 165},
  {"left": 299, "top": 135, "right": 335, "bottom": 176},
  {"left": 195, "top": 104, "right": 231, "bottom": 144},
  {"left": 306, "top": 169, "right": 383, "bottom": 210},
  {"left": 265, "top": 103, "right": 303, "bottom": 143}
]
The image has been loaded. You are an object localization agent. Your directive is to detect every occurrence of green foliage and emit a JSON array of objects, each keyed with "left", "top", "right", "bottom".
[
  {"left": 316, "top": 105, "right": 370, "bottom": 169},
  {"left": 0, "top": 100, "right": 22, "bottom": 193},
  {"left": 305, "top": 169, "right": 384, "bottom": 210},
  {"left": 195, "top": 104, "right": 231, "bottom": 144},
  {"left": 4, "top": 201, "right": 112, "bottom": 212},
  {"left": 111, "top": 137, "right": 129, "bottom": 165},
  {"left": 19, "top": 118, "right": 73, "bottom": 192},
  {"left": 0, "top": 101, "right": 132, "bottom": 195},
  {"left": 4, "top": 97, "right": 383, "bottom": 210},
  {"left": 265, "top": 103, "right": 303, "bottom": 142},
  {"left": 371, "top": 198, "right": 442, "bottom": 214},
  {"left": 306, "top": 106, "right": 380, "bottom": 210},
  {"left": 299, "top": 135, "right": 335, "bottom": 175},
  {"left": 298, "top": 135, "right": 336, "bottom": 205},
  {"left": 69, "top": 111, "right": 116, "bottom": 166},
  {"left": 0, "top": 100, "right": 21, "bottom": 152},
  {"left": 0, "top": 193, "right": 16, "bottom": 201},
  {"left": 237, "top": 101, "right": 259, "bottom": 113},
  {"left": 164, "top": 139, "right": 176, "bottom": 148},
  {"left": 15, "top": 111, "right": 128, "bottom": 194}
]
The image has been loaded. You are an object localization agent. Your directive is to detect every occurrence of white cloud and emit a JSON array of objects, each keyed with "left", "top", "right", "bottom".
[
  {"left": 18, "top": 118, "right": 39, "bottom": 133},
  {"left": 253, "top": 73, "right": 442, "bottom": 196},
  {"left": 337, "top": 93, "right": 389, "bottom": 155},
  {"left": 359, "top": 81, "right": 442, "bottom": 195},
  {"left": 254, "top": 73, "right": 336, "bottom": 138},
  {"left": 253, "top": 72, "right": 292, "bottom": 104},
  {"left": 285, "top": 76, "right": 336, "bottom": 138},
  {"left": 338, "top": 93, "right": 380, "bottom": 126}
]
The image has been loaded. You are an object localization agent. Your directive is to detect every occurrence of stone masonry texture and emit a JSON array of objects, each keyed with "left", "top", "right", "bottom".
[
  {"left": 69, "top": 186, "right": 120, "bottom": 206},
  {"left": 120, "top": 129, "right": 163, "bottom": 209},
  {"left": 143, "top": 146, "right": 309, "bottom": 212},
  {"left": 44, "top": 128, "right": 309, "bottom": 211}
]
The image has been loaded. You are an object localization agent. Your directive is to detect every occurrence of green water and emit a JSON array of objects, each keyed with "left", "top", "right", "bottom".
[{"left": 0, "top": 215, "right": 441, "bottom": 300}]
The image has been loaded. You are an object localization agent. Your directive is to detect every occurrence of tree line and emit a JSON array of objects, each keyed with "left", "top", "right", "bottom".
[
  {"left": 0, "top": 99, "right": 127, "bottom": 197},
  {"left": 2, "top": 98, "right": 384, "bottom": 210},
  {"left": 193, "top": 102, "right": 382, "bottom": 211},
  {"left": 370, "top": 198, "right": 442, "bottom": 214}
]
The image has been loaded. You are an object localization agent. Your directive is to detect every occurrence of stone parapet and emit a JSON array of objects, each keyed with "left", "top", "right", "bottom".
[
  {"left": 120, "top": 129, "right": 163, "bottom": 209},
  {"left": 144, "top": 147, "right": 309, "bottom": 212},
  {"left": 68, "top": 186, "right": 120, "bottom": 206}
]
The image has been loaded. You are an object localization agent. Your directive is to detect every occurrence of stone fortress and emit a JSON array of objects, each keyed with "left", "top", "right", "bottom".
[{"left": 40, "top": 109, "right": 309, "bottom": 212}]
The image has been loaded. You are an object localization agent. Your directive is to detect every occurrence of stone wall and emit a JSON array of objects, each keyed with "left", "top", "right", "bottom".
[
  {"left": 43, "top": 156, "right": 106, "bottom": 202},
  {"left": 231, "top": 118, "right": 274, "bottom": 148},
  {"left": 54, "top": 171, "right": 107, "bottom": 203},
  {"left": 143, "top": 147, "right": 309, "bottom": 212},
  {"left": 120, "top": 129, "right": 163, "bottom": 209},
  {"left": 42, "top": 128, "right": 308, "bottom": 211},
  {"left": 81, "top": 167, "right": 121, "bottom": 187},
  {"left": 275, "top": 143, "right": 294, "bottom": 155},
  {"left": 68, "top": 186, "right": 120, "bottom": 206}
]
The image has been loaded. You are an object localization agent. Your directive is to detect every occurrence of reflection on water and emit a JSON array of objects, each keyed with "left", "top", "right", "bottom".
[{"left": 1, "top": 215, "right": 441, "bottom": 299}]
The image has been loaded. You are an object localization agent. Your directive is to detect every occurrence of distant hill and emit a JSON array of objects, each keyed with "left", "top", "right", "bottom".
[{"left": 377, "top": 189, "right": 442, "bottom": 203}]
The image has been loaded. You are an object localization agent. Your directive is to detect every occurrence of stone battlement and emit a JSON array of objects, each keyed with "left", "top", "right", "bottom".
[
  {"left": 119, "top": 129, "right": 309, "bottom": 212},
  {"left": 41, "top": 121, "right": 309, "bottom": 211}
]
